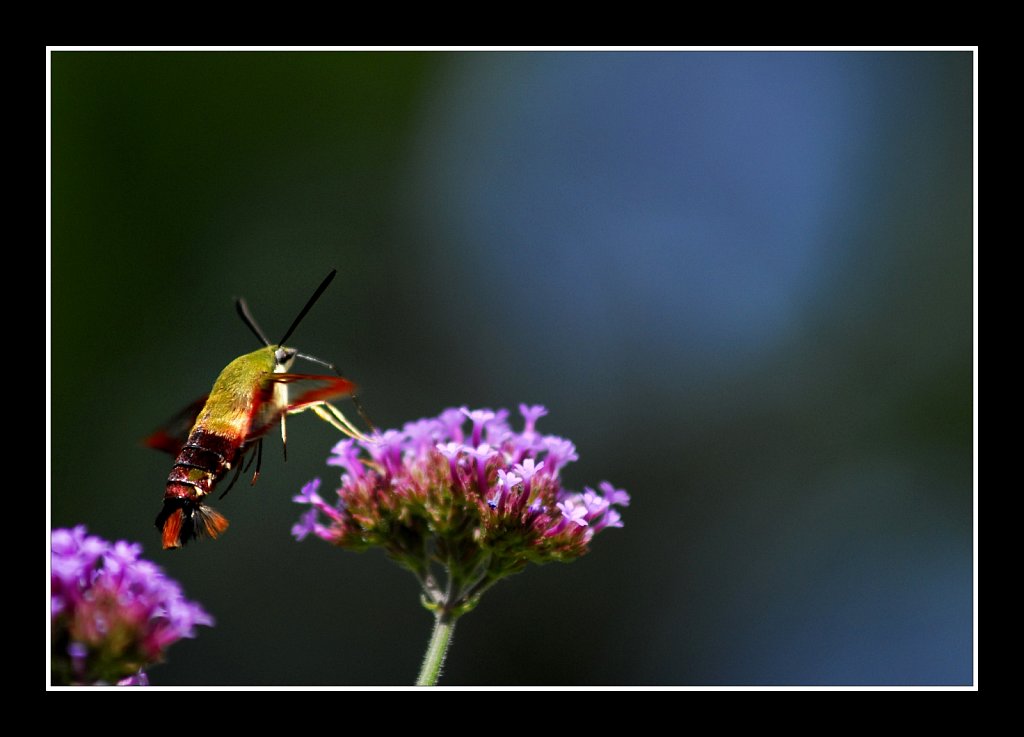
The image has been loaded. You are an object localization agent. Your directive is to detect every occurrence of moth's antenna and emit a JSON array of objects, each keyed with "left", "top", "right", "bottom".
[
  {"left": 277, "top": 269, "right": 337, "bottom": 347},
  {"left": 236, "top": 298, "right": 272, "bottom": 347}
]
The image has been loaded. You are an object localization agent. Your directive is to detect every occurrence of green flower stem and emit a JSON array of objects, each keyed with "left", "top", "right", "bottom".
[{"left": 416, "top": 613, "right": 457, "bottom": 686}]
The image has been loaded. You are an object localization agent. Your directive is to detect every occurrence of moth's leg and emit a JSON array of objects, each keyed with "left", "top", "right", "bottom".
[
  {"left": 281, "top": 407, "right": 288, "bottom": 462},
  {"left": 251, "top": 438, "right": 263, "bottom": 485},
  {"left": 287, "top": 400, "right": 373, "bottom": 442},
  {"left": 218, "top": 456, "right": 246, "bottom": 500}
]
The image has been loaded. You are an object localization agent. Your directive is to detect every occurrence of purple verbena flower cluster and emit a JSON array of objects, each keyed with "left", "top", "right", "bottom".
[
  {"left": 293, "top": 405, "right": 628, "bottom": 617},
  {"left": 51, "top": 526, "right": 213, "bottom": 685}
]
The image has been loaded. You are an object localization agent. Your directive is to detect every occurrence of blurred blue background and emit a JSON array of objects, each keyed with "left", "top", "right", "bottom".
[{"left": 50, "top": 51, "right": 973, "bottom": 685}]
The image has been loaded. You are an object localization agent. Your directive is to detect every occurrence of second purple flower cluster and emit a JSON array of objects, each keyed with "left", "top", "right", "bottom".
[{"left": 51, "top": 526, "right": 212, "bottom": 685}]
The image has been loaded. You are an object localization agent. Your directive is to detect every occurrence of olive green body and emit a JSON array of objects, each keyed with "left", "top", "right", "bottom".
[{"left": 156, "top": 346, "right": 295, "bottom": 547}]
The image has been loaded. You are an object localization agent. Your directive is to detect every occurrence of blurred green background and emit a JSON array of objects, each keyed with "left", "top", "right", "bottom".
[{"left": 50, "top": 51, "right": 973, "bottom": 685}]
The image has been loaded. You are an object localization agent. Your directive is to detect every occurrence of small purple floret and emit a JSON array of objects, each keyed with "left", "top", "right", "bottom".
[{"left": 599, "top": 481, "right": 631, "bottom": 507}]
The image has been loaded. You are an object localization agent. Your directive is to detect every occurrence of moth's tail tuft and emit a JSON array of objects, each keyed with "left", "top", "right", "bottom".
[{"left": 155, "top": 499, "right": 229, "bottom": 549}]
